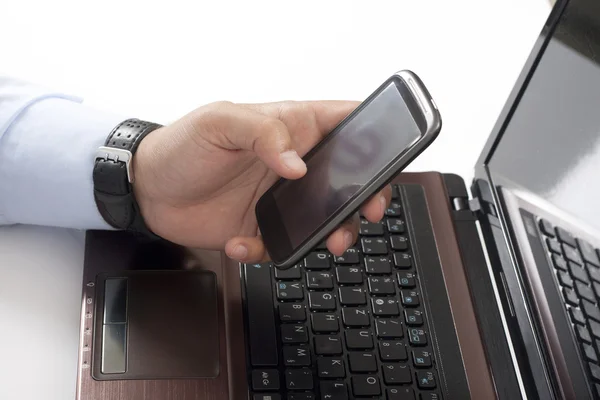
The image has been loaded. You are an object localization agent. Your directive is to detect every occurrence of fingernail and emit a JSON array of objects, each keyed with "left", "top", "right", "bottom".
[
  {"left": 280, "top": 150, "right": 306, "bottom": 172},
  {"left": 379, "top": 195, "right": 387, "bottom": 215},
  {"left": 343, "top": 230, "right": 353, "bottom": 248},
  {"left": 230, "top": 244, "right": 248, "bottom": 260}
]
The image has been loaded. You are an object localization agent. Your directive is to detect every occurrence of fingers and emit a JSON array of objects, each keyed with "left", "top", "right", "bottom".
[
  {"left": 199, "top": 102, "right": 307, "bottom": 179},
  {"left": 361, "top": 185, "right": 392, "bottom": 223},
  {"left": 326, "top": 214, "right": 360, "bottom": 257},
  {"left": 225, "top": 236, "right": 268, "bottom": 263},
  {"left": 240, "top": 100, "right": 360, "bottom": 156}
]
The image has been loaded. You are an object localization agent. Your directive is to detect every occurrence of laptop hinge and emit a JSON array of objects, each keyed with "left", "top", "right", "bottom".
[{"left": 469, "top": 197, "right": 482, "bottom": 213}]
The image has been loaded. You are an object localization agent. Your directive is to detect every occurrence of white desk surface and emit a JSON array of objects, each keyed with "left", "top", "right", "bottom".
[{"left": 0, "top": 1, "right": 550, "bottom": 398}]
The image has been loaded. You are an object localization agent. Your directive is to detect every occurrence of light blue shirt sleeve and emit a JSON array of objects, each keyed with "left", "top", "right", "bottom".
[{"left": 0, "top": 76, "right": 128, "bottom": 229}]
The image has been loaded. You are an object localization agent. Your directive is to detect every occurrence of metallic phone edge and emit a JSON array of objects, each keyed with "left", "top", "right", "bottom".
[{"left": 272, "top": 70, "right": 442, "bottom": 269}]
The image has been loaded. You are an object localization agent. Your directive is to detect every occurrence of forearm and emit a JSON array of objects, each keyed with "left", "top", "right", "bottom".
[{"left": 0, "top": 77, "right": 126, "bottom": 229}]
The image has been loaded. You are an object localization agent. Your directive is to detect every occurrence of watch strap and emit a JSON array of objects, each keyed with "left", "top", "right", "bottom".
[{"left": 93, "top": 119, "right": 162, "bottom": 235}]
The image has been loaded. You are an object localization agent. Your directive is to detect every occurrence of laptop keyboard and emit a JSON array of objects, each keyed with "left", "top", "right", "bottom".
[
  {"left": 243, "top": 185, "right": 441, "bottom": 400},
  {"left": 538, "top": 218, "right": 600, "bottom": 393}
]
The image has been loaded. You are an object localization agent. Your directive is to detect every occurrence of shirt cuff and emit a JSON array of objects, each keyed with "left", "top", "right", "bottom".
[{"left": 0, "top": 97, "right": 127, "bottom": 229}]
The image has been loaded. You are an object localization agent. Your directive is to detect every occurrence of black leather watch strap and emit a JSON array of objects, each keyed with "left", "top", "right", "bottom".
[{"left": 93, "top": 118, "right": 162, "bottom": 236}]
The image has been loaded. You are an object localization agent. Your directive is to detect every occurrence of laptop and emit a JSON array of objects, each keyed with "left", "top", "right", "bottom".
[{"left": 75, "top": 0, "right": 600, "bottom": 398}]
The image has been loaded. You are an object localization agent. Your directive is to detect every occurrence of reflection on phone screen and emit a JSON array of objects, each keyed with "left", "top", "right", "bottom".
[{"left": 272, "top": 80, "right": 422, "bottom": 248}]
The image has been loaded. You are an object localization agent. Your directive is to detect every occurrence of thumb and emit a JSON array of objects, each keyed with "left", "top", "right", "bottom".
[{"left": 198, "top": 101, "right": 307, "bottom": 179}]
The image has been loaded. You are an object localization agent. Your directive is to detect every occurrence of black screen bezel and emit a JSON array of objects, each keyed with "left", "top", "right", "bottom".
[{"left": 257, "top": 75, "right": 428, "bottom": 264}]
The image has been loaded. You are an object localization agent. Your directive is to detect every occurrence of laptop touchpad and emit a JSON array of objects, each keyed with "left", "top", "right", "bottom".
[{"left": 92, "top": 270, "right": 220, "bottom": 380}]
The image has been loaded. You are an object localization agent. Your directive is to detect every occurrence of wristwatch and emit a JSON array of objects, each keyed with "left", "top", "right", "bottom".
[{"left": 93, "top": 118, "right": 162, "bottom": 237}]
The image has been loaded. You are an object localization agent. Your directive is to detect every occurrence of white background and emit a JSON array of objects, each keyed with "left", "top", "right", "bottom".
[{"left": 0, "top": 1, "right": 550, "bottom": 399}]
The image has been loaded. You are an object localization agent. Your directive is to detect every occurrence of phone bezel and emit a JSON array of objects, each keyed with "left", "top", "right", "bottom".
[{"left": 256, "top": 70, "right": 442, "bottom": 268}]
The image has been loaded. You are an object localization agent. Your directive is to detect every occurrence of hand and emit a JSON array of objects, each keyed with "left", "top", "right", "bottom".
[{"left": 132, "top": 100, "right": 392, "bottom": 263}]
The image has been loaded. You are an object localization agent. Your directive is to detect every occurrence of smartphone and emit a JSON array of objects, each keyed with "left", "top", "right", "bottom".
[{"left": 255, "top": 70, "right": 442, "bottom": 269}]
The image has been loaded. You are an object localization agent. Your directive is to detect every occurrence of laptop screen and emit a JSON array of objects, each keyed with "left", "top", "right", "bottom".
[{"left": 487, "top": 0, "right": 600, "bottom": 231}]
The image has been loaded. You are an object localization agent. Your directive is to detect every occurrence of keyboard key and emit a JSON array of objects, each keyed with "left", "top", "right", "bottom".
[
  {"left": 590, "top": 363, "right": 600, "bottom": 382},
  {"left": 401, "top": 290, "right": 420, "bottom": 307},
  {"left": 279, "top": 303, "right": 306, "bottom": 322},
  {"left": 556, "top": 227, "right": 577, "bottom": 247},
  {"left": 583, "top": 300, "right": 600, "bottom": 322},
  {"left": 368, "top": 276, "right": 396, "bottom": 295},
  {"left": 387, "top": 387, "right": 415, "bottom": 400},
  {"left": 563, "top": 287, "right": 579, "bottom": 306},
  {"left": 252, "top": 369, "right": 280, "bottom": 391},
  {"left": 408, "top": 328, "right": 428, "bottom": 346},
  {"left": 383, "top": 364, "right": 412, "bottom": 384},
  {"left": 552, "top": 254, "right": 568, "bottom": 272},
  {"left": 311, "top": 313, "right": 339, "bottom": 333},
  {"left": 309, "top": 292, "right": 336, "bottom": 311},
  {"left": 371, "top": 298, "right": 400, "bottom": 316},
  {"left": 416, "top": 371, "right": 437, "bottom": 389},
  {"left": 546, "top": 238, "right": 563, "bottom": 254},
  {"left": 557, "top": 270, "right": 573, "bottom": 288},
  {"left": 339, "top": 287, "right": 366, "bottom": 305},
  {"left": 583, "top": 343, "right": 599, "bottom": 363},
  {"left": 397, "top": 271, "right": 417, "bottom": 288},
  {"left": 578, "top": 238, "right": 600, "bottom": 267},
  {"left": 244, "top": 264, "right": 278, "bottom": 367},
  {"left": 348, "top": 352, "right": 377, "bottom": 372},
  {"left": 359, "top": 219, "right": 384, "bottom": 236},
  {"left": 365, "top": 256, "right": 392, "bottom": 274},
  {"left": 386, "top": 218, "right": 406, "bottom": 233},
  {"left": 390, "top": 235, "right": 409, "bottom": 251},
  {"left": 576, "top": 281, "right": 596, "bottom": 303},
  {"left": 379, "top": 340, "right": 407, "bottom": 361},
  {"left": 590, "top": 267, "right": 600, "bottom": 283},
  {"left": 342, "top": 308, "right": 370, "bottom": 327},
  {"left": 254, "top": 395, "right": 281, "bottom": 400},
  {"left": 305, "top": 252, "right": 331, "bottom": 270},
  {"left": 419, "top": 394, "right": 440, "bottom": 400},
  {"left": 563, "top": 244, "right": 583, "bottom": 265},
  {"left": 317, "top": 357, "right": 345, "bottom": 378},
  {"left": 361, "top": 238, "right": 388, "bottom": 255},
  {"left": 385, "top": 202, "right": 402, "bottom": 217},
  {"left": 314, "top": 335, "right": 342, "bottom": 355},
  {"left": 306, "top": 271, "right": 334, "bottom": 290},
  {"left": 376, "top": 318, "right": 404, "bottom": 338},
  {"left": 405, "top": 309, "right": 424, "bottom": 326},
  {"left": 288, "top": 394, "right": 314, "bottom": 400},
  {"left": 277, "top": 281, "right": 304, "bottom": 300},
  {"left": 413, "top": 350, "right": 433, "bottom": 367},
  {"left": 577, "top": 325, "right": 592, "bottom": 344},
  {"left": 393, "top": 253, "right": 412, "bottom": 269},
  {"left": 333, "top": 248, "right": 360, "bottom": 265},
  {"left": 392, "top": 185, "right": 400, "bottom": 199},
  {"left": 595, "top": 282, "right": 600, "bottom": 298},
  {"left": 589, "top": 319, "right": 600, "bottom": 339},
  {"left": 275, "top": 265, "right": 302, "bottom": 280},
  {"left": 351, "top": 375, "right": 381, "bottom": 397},
  {"left": 283, "top": 345, "right": 311, "bottom": 366},
  {"left": 285, "top": 368, "right": 313, "bottom": 390},
  {"left": 539, "top": 219, "right": 554, "bottom": 237},
  {"left": 320, "top": 382, "right": 348, "bottom": 400},
  {"left": 569, "top": 307, "right": 586, "bottom": 325},
  {"left": 345, "top": 329, "right": 374, "bottom": 349},
  {"left": 335, "top": 266, "right": 363, "bottom": 284},
  {"left": 281, "top": 325, "right": 308, "bottom": 344},
  {"left": 569, "top": 264, "right": 589, "bottom": 284}
]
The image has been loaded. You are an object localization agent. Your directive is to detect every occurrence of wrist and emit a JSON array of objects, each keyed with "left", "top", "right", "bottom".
[
  {"left": 92, "top": 118, "right": 163, "bottom": 237},
  {"left": 131, "top": 127, "right": 162, "bottom": 232}
]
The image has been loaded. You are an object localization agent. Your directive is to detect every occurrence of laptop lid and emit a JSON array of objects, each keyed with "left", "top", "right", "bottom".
[{"left": 472, "top": 0, "right": 600, "bottom": 398}]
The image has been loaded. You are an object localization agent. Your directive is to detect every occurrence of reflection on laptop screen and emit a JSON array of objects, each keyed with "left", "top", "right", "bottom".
[{"left": 489, "top": 0, "right": 600, "bottom": 231}]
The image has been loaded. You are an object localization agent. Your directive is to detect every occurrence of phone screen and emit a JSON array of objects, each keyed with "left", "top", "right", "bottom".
[{"left": 270, "top": 78, "right": 424, "bottom": 250}]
